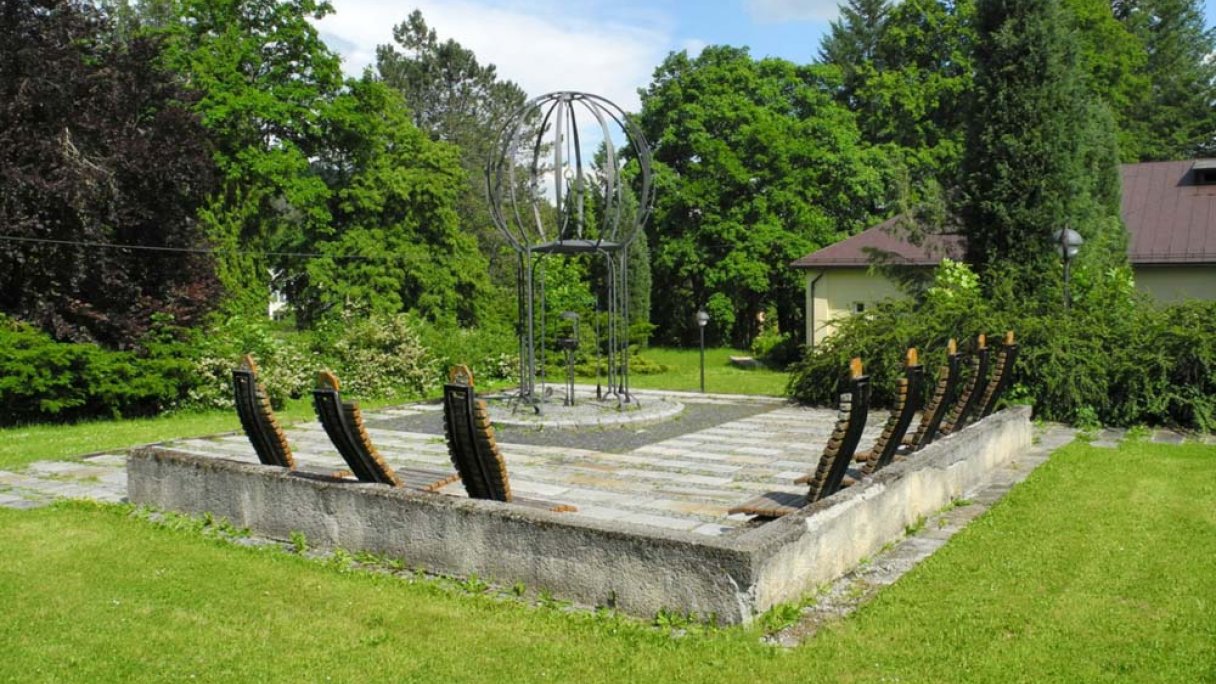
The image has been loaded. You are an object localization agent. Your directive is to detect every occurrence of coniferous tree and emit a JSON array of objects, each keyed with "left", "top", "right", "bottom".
[
  {"left": 1117, "top": 0, "right": 1216, "bottom": 159},
  {"left": 819, "top": 0, "right": 893, "bottom": 110},
  {"left": 376, "top": 10, "right": 529, "bottom": 286},
  {"left": 962, "top": 0, "right": 1126, "bottom": 296}
]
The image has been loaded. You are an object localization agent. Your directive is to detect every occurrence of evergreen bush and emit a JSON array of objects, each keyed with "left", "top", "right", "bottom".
[
  {"left": 0, "top": 316, "right": 192, "bottom": 425},
  {"left": 787, "top": 264, "right": 1216, "bottom": 431}
]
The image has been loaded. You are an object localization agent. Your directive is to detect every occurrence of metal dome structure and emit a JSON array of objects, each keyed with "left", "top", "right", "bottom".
[{"left": 486, "top": 91, "right": 654, "bottom": 412}]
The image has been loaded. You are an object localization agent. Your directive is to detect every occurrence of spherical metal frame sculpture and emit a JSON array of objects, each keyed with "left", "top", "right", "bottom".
[{"left": 486, "top": 91, "right": 654, "bottom": 412}]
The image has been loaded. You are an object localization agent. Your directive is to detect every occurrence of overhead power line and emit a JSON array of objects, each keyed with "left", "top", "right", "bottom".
[{"left": 0, "top": 234, "right": 408, "bottom": 261}]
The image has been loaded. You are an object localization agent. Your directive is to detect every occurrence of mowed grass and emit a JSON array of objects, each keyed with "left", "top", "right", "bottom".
[
  {"left": 0, "top": 400, "right": 318, "bottom": 471},
  {"left": 2, "top": 439, "right": 1213, "bottom": 682},
  {"left": 591, "top": 347, "right": 788, "bottom": 396},
  {"left": 0, "top": 348, "right": 784, "bottom": 470}
]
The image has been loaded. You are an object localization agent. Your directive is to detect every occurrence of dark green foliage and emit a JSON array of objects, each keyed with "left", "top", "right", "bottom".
[
  {"left": 637, "top": 46, "right": 887, "bottom": 347},
  {"left": 0, "top": 316, "right": 194, "bottom": 425},
  {"left": 862, "top": 0, "right": 976, "bottom": 182},
  {"left": 412, "top": 318, "right": 518, "bottom": 386},
  {"left": 962, "top": 0, "right": 1127, "bottom": 294},
  {"left": 819, "top": 0, "right": 893, "bottom": 100},
  {"left": 0, "top": 0, "right": 220, "bottom": 346},
  {"left": 788, "top": 266, "right": 1216, "bottom": 430},
  {"left": 627, "top": 230, "right": 653, "bottom": 349}
]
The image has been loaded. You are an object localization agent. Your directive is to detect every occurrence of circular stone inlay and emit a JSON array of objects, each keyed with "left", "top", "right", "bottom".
[{"left": 482, "top": 394, "right": 684, "bottom": 429}]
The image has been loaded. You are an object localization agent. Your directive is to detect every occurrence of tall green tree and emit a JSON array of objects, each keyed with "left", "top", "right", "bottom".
[
  {"left": 1117, "top": 0, "right": 1216, "bottom": 159},
  {"left": 857, "top": 0, "right": 976, "bottom": 201},
  {"left": 638, "top": 46, "right": 887, "bottom": 346},
  {"left": 819, "top": 0, "right": 892, "bottom": 107},
  {"left": 150, "top": 0, "right": 345, "bottom": 314},
  {"left": 1067, "top": 0, "right": 1151, "bottom": 161},
  {"left": 285, "top": 78, "right": 490, "bottom": 326},
  {"left": 0, "top": 0, "right": 219, "bottom": 345},
  {"left": 962, "top": 0, "right": 1126, "bottom": 296},
  {"left": 375, "top": 10, "right": 529, "bottom": 285}
]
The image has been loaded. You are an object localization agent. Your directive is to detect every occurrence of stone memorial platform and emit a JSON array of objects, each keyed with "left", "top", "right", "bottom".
[{"left": 127, "top": 387, "right": 1033, "bottom": 624}]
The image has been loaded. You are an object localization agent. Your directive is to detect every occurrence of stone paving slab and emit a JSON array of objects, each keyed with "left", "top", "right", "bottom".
[{"left": 1151, "top": 429, "right": 1186, "bottom": 444}]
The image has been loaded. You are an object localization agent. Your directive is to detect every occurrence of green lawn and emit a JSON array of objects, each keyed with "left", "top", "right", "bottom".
[
  {"left": 596, "top": 347, "right": 788, "bottom": 396},
  {"left": 2, "top": 439, "right": 1213, "bottom": 682},
  {"left": 0, "top": 400, "right": 321, "bottom": 471},
  {"left": 0, "top": 347, "right": 785, "bottom": 470}
]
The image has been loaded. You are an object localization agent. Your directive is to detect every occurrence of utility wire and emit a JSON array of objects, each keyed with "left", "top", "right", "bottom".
[{"left": 0, "top": 234, "right": 409, "bottom": 261}]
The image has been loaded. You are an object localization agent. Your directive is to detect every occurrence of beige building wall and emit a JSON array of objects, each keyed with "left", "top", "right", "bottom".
[
  {"left": 805, "top": 264, "right": 1216, "bottom": 347},
  {"left": 1133, "top": 265, "right": 1216, "bottom": 303},
  {"left": 804, "top": 268, "right": 908, "bottom": 347}
]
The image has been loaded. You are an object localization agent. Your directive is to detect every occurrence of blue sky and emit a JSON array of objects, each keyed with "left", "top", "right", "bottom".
[
  {"left": 316, "top": 0, "right": 842, "bottom": 110},
  {"left": 316, "top": 0, "right": 1216, "bottom": 113}
]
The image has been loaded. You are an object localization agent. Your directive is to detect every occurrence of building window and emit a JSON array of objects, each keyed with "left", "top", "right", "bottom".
[{"left": 853, "top": 302, "right": 866, "bottom": 314}]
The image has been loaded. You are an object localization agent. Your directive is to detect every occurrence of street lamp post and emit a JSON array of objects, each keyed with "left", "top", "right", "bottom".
[
  {"left": 1054, "top": 228, "right": 1084, "bottom": 309},
  {"left": 558, "top": 311, "right": 579, "bottom": 406},
  {"left": 695, "top": 310, "right": 709, "bottom": 393}
]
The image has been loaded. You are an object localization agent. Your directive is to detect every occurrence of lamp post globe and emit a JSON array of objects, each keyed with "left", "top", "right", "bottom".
[{"left": 1053, "top": 228, "right": 1084, "bottom": 309}]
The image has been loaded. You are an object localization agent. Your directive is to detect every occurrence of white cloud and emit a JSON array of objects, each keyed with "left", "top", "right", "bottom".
[
  {"left": 744, "top": 0, "right": 840, "bottom": 23},
  {"left": 316, "top": 0, "right": 674, "bottom": 112}
]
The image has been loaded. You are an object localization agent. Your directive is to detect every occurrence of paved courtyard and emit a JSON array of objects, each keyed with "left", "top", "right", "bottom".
[
  {"left": 1, "top": 388, "right": 889, "bottom": 536},
  {"left": 156, "top": 387, "right": 892, "bottom": 537},
  {"left": 2, "top": 389, "right": 1194, "bottom": 541}
]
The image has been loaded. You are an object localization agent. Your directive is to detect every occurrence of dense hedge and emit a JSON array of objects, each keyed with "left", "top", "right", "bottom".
[
  {"left": 0, "top": 316, "right": 194, "bottom": 424},
  {"left": 788, "top": 263, "right": 1216, "bottom": 431},
  {"left": 0, "top": 312, "right": 521, "bottom": 427}
]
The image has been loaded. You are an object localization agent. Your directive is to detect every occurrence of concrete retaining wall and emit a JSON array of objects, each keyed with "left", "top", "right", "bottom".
[
  {"left": 127, "top": 405, "right": 1031, "bottom": 624},
  {"left": 735, "top": 405, "right": 1032, "bottom": 612}
]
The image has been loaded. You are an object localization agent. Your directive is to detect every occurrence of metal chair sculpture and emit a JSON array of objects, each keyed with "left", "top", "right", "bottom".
[
  {"left": 903, "top": 339, "right": 962, "bottom": 452},
  {"left": 442, "top": 365, "right": 576, "bottom": 512},
  {"left": 938, "top": 335, "right": 990, "bottom": 437},
  {"left": 978, "top": 331, "right": 1018, "bottom": 418},
  {"left": 729, "top": 358, "right": 871, "bottom": 518},
  {"left": 858, "top": 349, "right": 924, "bottom": 476},
  {"left": 312, "top": 371, "right": 459, "bottom": 492},
  {"left": 486, "top": 91, "right": 654, "bottom": 412},
  {"left": 232, "top": 355, "right": 295, "bottom": 469}
]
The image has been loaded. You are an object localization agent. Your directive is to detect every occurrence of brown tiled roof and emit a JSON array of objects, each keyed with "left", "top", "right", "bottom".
[
  {"left": 792, "top": 160, "right": 1216, "bottom": 269},
  {"left": 790, "top": 217, "right": 966, "bottom": 269},
  {"left": 1122, "top": 160, "right": 1216, "bottom": 264}
]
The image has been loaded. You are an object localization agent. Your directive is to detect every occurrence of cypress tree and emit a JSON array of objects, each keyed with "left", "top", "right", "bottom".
[{"left": 962, "top": 0, "right": 1127, "bottom": 296}]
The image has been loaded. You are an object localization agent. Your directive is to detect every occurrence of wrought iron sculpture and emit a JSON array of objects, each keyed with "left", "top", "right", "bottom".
[{"left": 486, "top": 91, "right": 654, "bottom": 412}]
